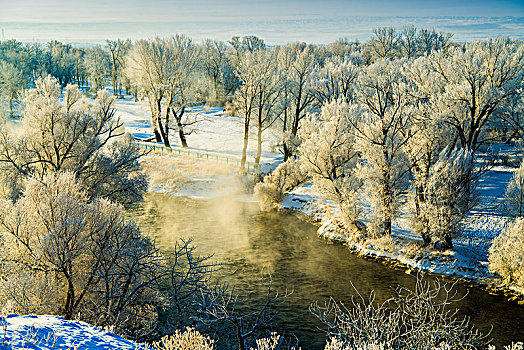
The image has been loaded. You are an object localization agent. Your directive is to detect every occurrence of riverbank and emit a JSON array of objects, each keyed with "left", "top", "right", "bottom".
[
  {"left": 113, "top": 96, "right": 523, "bottom": 301},
  {"left": 280, "top": 179, "right": 524, "bottom": 302}
]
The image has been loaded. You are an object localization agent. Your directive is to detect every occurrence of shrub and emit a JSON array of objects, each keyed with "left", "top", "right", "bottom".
[
  {"left": 504, "top": 161, "right": 524, "bottom": 217},
  {"left": 489, "top": 218, "right": 524, "bottom": 287},
  {"left": 311, "top": 276, "right": 488, "bottom": 349},
  {"left": 151, "top": 328, "right": 214, "bottom": 350},
  {"left": 254, "top": 159, "right": 305, "bottom": 211}
]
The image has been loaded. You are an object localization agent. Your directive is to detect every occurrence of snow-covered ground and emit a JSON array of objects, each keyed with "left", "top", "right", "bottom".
[
  {"left": 114, "top": 96, "right": 282, "bottom": 171},
  {"left": 113, "top": 95, "right": 283, "bottom": 200},
  {"left": 0, "top": 315, "right": 146, "bottom": 349}
]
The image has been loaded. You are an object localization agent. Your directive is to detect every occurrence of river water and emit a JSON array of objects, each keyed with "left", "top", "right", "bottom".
[{"left": 130, "top": 192, "right": 524, "bottom": 349}]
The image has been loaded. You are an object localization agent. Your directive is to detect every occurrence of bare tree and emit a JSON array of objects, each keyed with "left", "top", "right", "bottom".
[
  {"left": 163, "top": 238, "right": 220, "bottom": 330},
  {"left": 311, "top": 276, "right": 488, "bottom": 349},
  {"left": 195, "top": 270, "right": 291, "bottom": 350}
]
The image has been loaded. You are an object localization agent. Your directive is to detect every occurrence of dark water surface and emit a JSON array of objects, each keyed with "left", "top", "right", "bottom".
[{"left": 130, "top": 193, "right": 524, "bottom": 349}]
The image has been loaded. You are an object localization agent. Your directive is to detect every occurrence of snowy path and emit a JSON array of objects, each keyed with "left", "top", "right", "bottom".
[{"left": 0, "top": 315, "right": 146, "bottom": 350}]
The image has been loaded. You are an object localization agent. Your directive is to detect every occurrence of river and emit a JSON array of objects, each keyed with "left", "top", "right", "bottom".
[{"left": 129, "top": 192, "right": 524, "bottom": 349}]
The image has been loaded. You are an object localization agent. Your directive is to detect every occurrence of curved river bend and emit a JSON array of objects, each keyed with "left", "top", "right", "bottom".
[{"left": 129, "top": 193, "right": 524, "bottom": 349}]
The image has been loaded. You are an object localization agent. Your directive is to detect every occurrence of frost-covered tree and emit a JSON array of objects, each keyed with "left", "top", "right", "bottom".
[
  {"left": 0, "top": 75, "right": 147, "bottom": 204},
  {"left": 126, "top": 36, "right": 200, "bottom": 147},
  {"left": 489, "top": 217, "right": 524, "bottom": 288},
  {"left": 47, "top": 41, "right": 78, "bottom": 86},
  {"left": 200, "top": 39, "right": 236, "bottom": 103},
  {"left": 365, "top": 27, "right": 399, "bottom": 61},
  {"left": 167, "top": 35, "right": 203, "bottom": 148},
  {"left": 106, "top": 39, "right": 131, "bottom": 96},
  {"left": 0, "top": 60, "right": 25, "bottom": 117},
  {"left": 252, "top": 50, "right": 281, "bottom": 166},
  {"left": 276, "top": 42, "right": 317, "bottom": 160},
  {"left": 415, "top": 148, "right": 475, "bottom": 250},
  {"left": 84, "top": 45, "right": 110, "bottom": 92},
  {"left": 404, "top": 58, "right": 456, "bottom": 246},
  {"left": 233, "top": 48, "right": 280, "bottom": 170},
  {"left": 125, "top": 38, "right": 171, "bottom": 145},
  {"left": 426, "top": 38, "right": 524, "bottom": 154},
  {"left": 353, "top": 60, "right": 415, "bottom": 237},
  {"left": 499, "top": 92, "right": 524, "bottom": 141},
  {"left": 0, "top": 172, "right": 162, "bottom": 328},
  {"left": 299, "top": 100, "right": 361, "bottom": 227},
  {"left": 323, "top": 37, "right": 361, "bottom": 60},
  {"left": 254, "top": 159, "right": 305, "bottom": 211},
  {"left": 310, "top": 57, "right": 359, "bottom": 108},
  {"left": 503, "top": 161, "right": 524, "bottom": 217}
]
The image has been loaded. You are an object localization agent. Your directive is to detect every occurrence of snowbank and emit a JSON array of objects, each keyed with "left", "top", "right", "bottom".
[{"left": 0, "top": 315, "right": 147, "bottom": 350}]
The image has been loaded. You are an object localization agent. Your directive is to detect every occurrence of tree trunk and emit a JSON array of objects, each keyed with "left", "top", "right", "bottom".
[
  {"left": 441, "top": 233, "right": 454, "bottom": 250},
  {"left": 240, "top": 114, "right": 250, "bottom": 172},
  {"left": 156, "top": 98, "right": 170, "bottom": 147},
  {"left": 415, "top": 185, "right": 432, "bottom": 246},
  {"left": 282, "top": 106, "right": 292, "bottom": 161},
  {"left": 173, "top": 107, "right": 188, "bottom": 148},
  {"left": 383, "top": 170, "right": 392, "bottom": 237},
  {"left": 234, "top": 323, "right": 245, "bottom": 350},
  {"left": 255, "top": 110, "right": 263, "bottom": 166},
  {"left": 64, "top": 276, "right": 76, "bottom": 320},
  {"left": 178, "top": 126, "right": 188, "bottom": 148},
  {"left": 9, "top": 97, "right": 13, "bottom": 117}
]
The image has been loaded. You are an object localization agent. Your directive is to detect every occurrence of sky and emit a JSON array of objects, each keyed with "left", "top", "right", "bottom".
[{"left": 0, "top": 0, "right": 523, "bottom": 44}]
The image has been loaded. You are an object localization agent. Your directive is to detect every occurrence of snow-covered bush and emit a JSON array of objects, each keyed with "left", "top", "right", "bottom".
[
  {"left": 299, "top": 100, "right": 361, "bottom": 227},
  {"left": 413, "top": 148, "right": 475, "bottom": 250},
  {"left": 489, "top": 218, "right": 524, "bottom": 287},
  {"left": 488, "top": 343, "right": 524, "bottom": 350},
  {"left": 250, "top": 333, "right": 281, "bottom": 350},
  {"left": 503, "top": 161, "right": 524, "bottom": 217},
  {"left": 151, "top": 328, "right": 214, "bottom": 350},
  {"left": 324, "top": 338, "right": 388, "bottom": 350},
  {"left": 254, "top": 159, "right": 305, "bottom": 211}
]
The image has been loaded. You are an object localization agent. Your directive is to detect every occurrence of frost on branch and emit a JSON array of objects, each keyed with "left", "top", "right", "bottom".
[
  {"left": 413, "top": 148, "right": 475, "bottom": 250},
  {"left": 299, "top": 100, "right": 361, "bottom": 228},
  {"left": 489, "top": 217, "right": 524, "bottom": 288},
  {"left": 0, "top": 75, "right": 147, "bottom": 204},
  {"left": 254, "top": 159, "right": 305, "bottom": 211}
]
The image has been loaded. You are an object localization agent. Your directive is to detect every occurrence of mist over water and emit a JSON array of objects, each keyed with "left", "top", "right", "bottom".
[
  {"left": 129, "top": 192, "right": 524, "bottom": 349},
  {"left": 2, "top": 16, "right": 523, "bottom": 45}
]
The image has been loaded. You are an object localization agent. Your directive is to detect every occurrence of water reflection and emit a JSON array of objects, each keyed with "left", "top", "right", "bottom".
[{"left": 129, "top": 193, "right": 524, "bottom": 349}]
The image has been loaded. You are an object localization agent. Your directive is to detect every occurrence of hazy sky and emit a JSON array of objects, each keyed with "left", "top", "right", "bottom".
[
  {"left": 0, "top": 0, "right": 523, "bottom": 43},
  {"left": 2, "top": 0, "right": 523, "bottom": 22}
]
